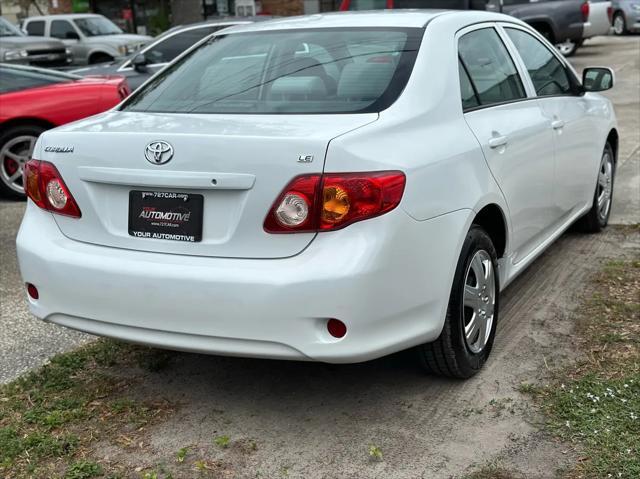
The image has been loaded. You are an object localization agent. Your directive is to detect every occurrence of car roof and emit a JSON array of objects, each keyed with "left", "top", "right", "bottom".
[
  {"left": 24, "top": 13, "right": 103, "bottom": 21},
  {"left": 226, "top": 10, "right": 448, "bottom": 31},
  {"left": 222, "top": 10, "right": 522, "bottom": 34}
]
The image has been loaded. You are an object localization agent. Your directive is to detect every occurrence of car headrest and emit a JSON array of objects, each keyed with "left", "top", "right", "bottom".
[
  {"left": 337, "top": 62, "right": 395, "bottom": 100},
  {"left": 269, "top": 76, "right": 327, "bottom": 100}
]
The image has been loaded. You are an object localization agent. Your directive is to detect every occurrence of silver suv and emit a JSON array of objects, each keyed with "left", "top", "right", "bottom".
[
  {"left": 21, "top": 14, "right": 151, "bottom": 65},
  {"left": 612, "top": 0, "right": 640, "bottom": 33}
]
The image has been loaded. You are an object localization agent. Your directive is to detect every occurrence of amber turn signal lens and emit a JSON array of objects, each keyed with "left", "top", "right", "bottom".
[{"left": 322, "top": 185, "right": 350, "bottom": 224}]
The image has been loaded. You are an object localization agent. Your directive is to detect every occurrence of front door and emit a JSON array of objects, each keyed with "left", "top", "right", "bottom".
[{"left": 502, "top": 25, "right": 600, "bottom": 220}]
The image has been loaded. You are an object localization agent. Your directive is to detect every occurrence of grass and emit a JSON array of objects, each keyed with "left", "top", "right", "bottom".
[
  {"left": 526, "top": 257, "right": 640, "bottom": 477},
  {"left": 0, "top": 340, "right": 175, "bottom": 478},
  {"left": 464, "top": 463, "right": 522, "bottom": 479}
]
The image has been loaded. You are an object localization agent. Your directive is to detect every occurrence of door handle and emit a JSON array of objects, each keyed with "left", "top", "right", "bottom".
[
  {"left": 551, "top": 119, "right": 565, "bottom": 130},
  {"left": 488, "top": 135, "right": 508, "bottom": 148}
]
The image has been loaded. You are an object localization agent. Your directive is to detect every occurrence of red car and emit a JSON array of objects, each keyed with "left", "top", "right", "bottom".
[{"left": 0, "top": 64, "right": 130, "bottom": 198}]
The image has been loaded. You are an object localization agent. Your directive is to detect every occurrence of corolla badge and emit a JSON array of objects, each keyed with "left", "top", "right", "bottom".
[{"left": 145, "top": 140, "right": 174, "bottom": 165}]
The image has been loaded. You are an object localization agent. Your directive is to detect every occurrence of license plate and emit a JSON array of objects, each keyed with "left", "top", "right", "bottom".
[{"left": 128, "top": 191, "right": 203, "bottom": 242}]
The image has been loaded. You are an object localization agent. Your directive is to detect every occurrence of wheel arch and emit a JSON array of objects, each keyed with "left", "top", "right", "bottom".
[
  {"left": 606, "top": 128, "right": 619, "bottom": 164},
  {"left": 88, "top": 51, "right": 115, "bottom": 64},
  {"left": 526, "top": 19, "right": 557, "bottom": 43},
  {"left": 0, "top": 118, "right": 55, "bottom": 138},
  {"left": 471, "top": 204, "right": 508, "bottom": 260}
]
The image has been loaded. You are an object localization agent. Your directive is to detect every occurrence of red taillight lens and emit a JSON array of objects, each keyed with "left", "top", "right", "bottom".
[
  {"left": 24, "top": 160, "right": 82, "bottom": 218},
  {"left": 320, "top": 172, "right": 405, "bottom": 231},
  {"left": 581, "top": 1, "right": 590, "bottom": 22},
  {"left": 607, "top": 6, "right": 613, "bottom": 23},
  {"left": 264, "top": 174, "right": 321, "bottom": 233},
  {"left": 264, "top": 171, "right": 405, "bottom": 233}
]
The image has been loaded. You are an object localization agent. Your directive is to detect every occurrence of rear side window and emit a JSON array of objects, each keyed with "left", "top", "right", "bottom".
[
  {"left": 459, "top": 59, "right": 480, "bottom": 110},
  {"left": 50, "top": 20, "right": 77, "bottom": 39},
  {"left": 25, "top": 20, "right": 45, "bottom": 36},
  {"left": 122, "top": 28, "right": 422, "bottom": 114},
  {"left": 144, "top": 26, "right": 222, "bottom": 65},
  {"left": 505, "top": 28, "right": 575, "bottom": 96},
  {"left": 458, "top": 28, "right": 525, "bottom": 108}
]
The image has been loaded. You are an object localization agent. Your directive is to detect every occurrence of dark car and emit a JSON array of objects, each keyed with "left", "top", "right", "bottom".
[
  {"left": 500, "top": 0, "right": 589, "bottom": 56},
  {"left": 0, "top": 17, "right": 71, "bottom": 67},
  {"left": 339, "top": 0, "right": 588, "bottom": 56},
  {"left": 71, "top": 18, "right": 257, "bottom": 91}
]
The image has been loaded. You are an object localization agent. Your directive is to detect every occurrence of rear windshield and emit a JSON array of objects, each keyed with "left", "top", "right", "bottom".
[
  {"left": 121, "top": 27, "right": 423, "bottom": 114},
  {"left": 0, "top": 67, "right": 78, "bottom": 94}
]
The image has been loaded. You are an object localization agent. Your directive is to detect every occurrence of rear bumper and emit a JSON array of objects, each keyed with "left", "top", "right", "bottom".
[{"left": 17, "top": 203, "right": 472, "bottom": 363}]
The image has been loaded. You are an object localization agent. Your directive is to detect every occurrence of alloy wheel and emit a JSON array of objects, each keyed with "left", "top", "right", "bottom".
[
  {"left": 613, "top": 14, "right": 625, "bottom": 35},
  {"left": 597, "top": 150, "right": 614, "bottom": 222},
  {"left": 555, "top": 40, "right": 576, "bottom": 56},
  {"left": 0, "top": 135, "right": 36, "bottom": 194},
  {"left": 462, "top": 249, "right": 496, "bottom": 354}
]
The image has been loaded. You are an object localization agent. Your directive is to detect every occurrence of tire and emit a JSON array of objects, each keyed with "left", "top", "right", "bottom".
[
  {"left": 577, "top": 143, "right": 615, "bottom": 233},
  {"left": 556, "top": 40, "right": 578, "bottom": 57},
  {"left": 613, "top": 12, "right": 627, "bottom": 36},
  {"left": 416, "top": 226, "right": 500, "bottom": 379},
  {"left": 0, "top": 124, "right": 46, "bottom": 199}
]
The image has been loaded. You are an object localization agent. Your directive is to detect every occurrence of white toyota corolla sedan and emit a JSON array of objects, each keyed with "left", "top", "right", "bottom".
[{"left": 17, "top": 10, "right": 617, "bottom": 378}]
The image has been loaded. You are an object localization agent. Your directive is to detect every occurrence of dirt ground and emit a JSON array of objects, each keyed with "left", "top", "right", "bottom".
[{"left": 83, "top": 227, "right": 637, "bottom": 479}]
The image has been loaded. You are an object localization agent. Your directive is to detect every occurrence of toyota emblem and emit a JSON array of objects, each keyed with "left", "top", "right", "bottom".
[{"left": 145, "top": 140, "right": 174, "bottom": 165}]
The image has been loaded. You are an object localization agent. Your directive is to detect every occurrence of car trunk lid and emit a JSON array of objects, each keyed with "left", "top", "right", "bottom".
[{"left": 44, "top": 111, "right": 376, "bottom": 258}]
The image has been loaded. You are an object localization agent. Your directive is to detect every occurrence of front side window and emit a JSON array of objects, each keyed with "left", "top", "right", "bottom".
[
  {"left": 50, "top": 20, "right": 77, "bottom": 39},
  {"left": 122, "top": 28, "right": 422, "bottom": 114},
  {"left": 73, "top": 17, "right": 122, "bottom": 37},
  {"left": 505, "top": 28, "right": 576, "bottom": 96},
  {"left": 144, "top": 26, "right": 222, "bottom": 65},
  {"left": 25, "top": 20, "right": 45, "bottom": 36},
  {"left": 458, "top": 27, "right": 526, "bottom": 107}
]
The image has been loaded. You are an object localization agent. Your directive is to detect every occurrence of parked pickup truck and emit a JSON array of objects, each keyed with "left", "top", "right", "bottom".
[
  {"left": 339, "top": 0, "right": 588, "bottom": 56},
  {"left": 498, "top": 0, "right": 589, "bottom": 56}
]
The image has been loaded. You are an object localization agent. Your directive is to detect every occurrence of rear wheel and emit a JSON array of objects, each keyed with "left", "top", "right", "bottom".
[
  {"left": 577, "top": 143, "right": 615, "bottom": 233},
  {"left": 613, "top": 12, "right": 627, "bottom": 35},
  {"left": 417, "top": 226, "right": 499, "bottom": 379},
  {"left": 0, "top": 124, "right": 45, "bottom": 198},
  {"left": 556, "top": 39, "right": 579, "bottom": 57}
]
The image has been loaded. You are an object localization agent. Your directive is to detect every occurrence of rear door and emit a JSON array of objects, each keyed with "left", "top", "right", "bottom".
[
  {"left": 458, "top": 24, "right": 556, "bottom": 263},
  {"left": 502, "top": 24, "right": 600, "bottom": 218}
]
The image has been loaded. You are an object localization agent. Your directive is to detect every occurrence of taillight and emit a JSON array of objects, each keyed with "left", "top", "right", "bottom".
[
  {"left": 581, "top": 1, "right": 590, "bottom": 22},
  {"left": 607, "top": 6, "right": 613, "bottom": 23},
  {"left": 264, "top": 171, "right": 405, "bottom": 233},
  {"left": 23, "top": 160, "right": 81, "bottom": 218}
]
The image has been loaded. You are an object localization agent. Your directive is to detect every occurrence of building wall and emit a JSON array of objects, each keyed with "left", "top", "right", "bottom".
[
  {"left": 261, "top": 0, "right": 303, "bottom": 16},
  {"left": 170, "top": 0, "right": 202, "bottom": 25},
  {"left": 0, "top": 0, "right": 50, "bottom": 23},
  {"left": 48, "top": 0, "right": 72, "bottom": 14}
]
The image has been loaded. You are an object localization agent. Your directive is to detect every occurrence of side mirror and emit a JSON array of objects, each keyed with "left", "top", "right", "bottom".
[
  {"left": 131, "top": 53, "right": 148, "bottom": 73},
  {"left": 582, "top": 67, "right": 614, "bottom": 92},
  {"left": 65, "top": 31, "right": 80, "bottom": 40}
]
